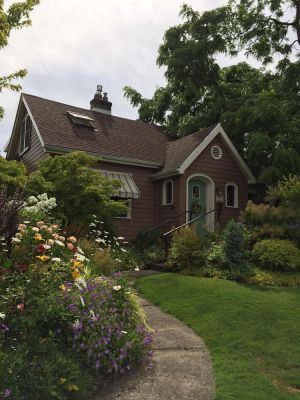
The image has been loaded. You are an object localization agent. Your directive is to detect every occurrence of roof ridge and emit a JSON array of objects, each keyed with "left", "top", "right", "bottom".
[{"left": 166, "top": 124, "right": 219, "bottom": 146}]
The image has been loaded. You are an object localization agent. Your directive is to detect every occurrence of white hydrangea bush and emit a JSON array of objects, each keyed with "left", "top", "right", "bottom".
[{"left": 21, "top": 193, "right": 57, "bottom": 222}]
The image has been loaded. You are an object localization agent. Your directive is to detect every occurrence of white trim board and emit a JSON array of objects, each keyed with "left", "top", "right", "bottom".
[
  {"left": 5, "top": 94, "right": 45, "bottom": 157},
  {"left": 179, "top": 123, "right": 256, "bottom": 184}
]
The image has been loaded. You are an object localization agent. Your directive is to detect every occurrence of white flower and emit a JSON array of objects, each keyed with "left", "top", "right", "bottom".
[
  {"left": 89, "top": 223, "right": 96, "bottom": 227},
  {"left": 75, "top": 253, "right": 88, "bottom": 262},
  {"left": 55, "top": 240, "right": 65, "bottom": 247},
  {"left": 31, "top": 227, "right": 39, "bottom": 232},
  {"left": 117, "top": 236, "right": 124, "bottom": 240},
  {"left": 121, "top": 248, "right": 127, "bottom": 253},
  {"left": 51, "top": 257, "right": 62, "bottom": 263},
  {"left": 79, "top": 295, "right": 85, "bottom": 307},
  {"left": 134, "top": 267, "right": 140, "bottom": 272},
  {"left": 23, "top": 220, "right": 31, "bottom": 224},
  {"left": 113, "top": 285, "right": 122, "bottom": 291},
  {"left": 121, "top": 330, "right": 127, "bottom": 335},
  {"left": 89, "top": 309, "right": 97, "bottom": 321},
  {"left": 73, "top": 319, "right": 80, "bottom": 329},
  {"left": 43, "top": 244, "right": 51, "bottom": 250},
  {"left": 76, "top": 246, "right": 84, "bottom": 254},
  {"left": 75, "top": 277, "right": 87, "bottom": 289},
  {"left": 28, "top": 195, "right": 38, "bottom": 204},
  {"left": 0, "top": 313, "right": 6, "bottom": 319},
  {"left": 11, "top": 237, "right": 21, "bottom": 243}
]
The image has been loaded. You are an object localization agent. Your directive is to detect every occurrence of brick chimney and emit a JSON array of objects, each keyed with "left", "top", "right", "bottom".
[{"left": 90, "top": 85, "right": 112, "bottom": 115}]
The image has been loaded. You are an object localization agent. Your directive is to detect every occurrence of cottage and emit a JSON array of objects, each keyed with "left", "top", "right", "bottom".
[{"left": 5, "top": 86, "right": 256, "bottom": 240}]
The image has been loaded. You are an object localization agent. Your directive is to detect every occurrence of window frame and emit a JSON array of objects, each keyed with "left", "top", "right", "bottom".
[
  {"left": 225, "top": 183, "right": 239, "bottom": 208},
  {"left": 19, "top": 114, "right": 32, "bottom": 156},
  {"left": 162, "top": 179, "right": 173, "bottom": 205},
  {"left": 114, "top": 199, "right": 132, "bottom": 219}
]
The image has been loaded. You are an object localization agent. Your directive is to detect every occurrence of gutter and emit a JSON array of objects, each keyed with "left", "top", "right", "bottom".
[{"left": 44, "top": 144, "right": 162, "bottom": 169}]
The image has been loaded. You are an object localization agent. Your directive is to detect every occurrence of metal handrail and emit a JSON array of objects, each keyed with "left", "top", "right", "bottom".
[
  {"left": 140, "top": 210, "right": 191, "bottom": 237},
  {"left": 163, "top": 208, "right": 217, "bottom": 237}
]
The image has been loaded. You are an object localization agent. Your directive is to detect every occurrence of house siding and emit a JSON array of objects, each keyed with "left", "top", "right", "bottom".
[
  {"left": 96, "top": 161, "right": 158, "bottom": 241},
  {"left": 178, "top": 135, "right": 248, "bottom": 227},
  {"left": 19, "top": 125, "right": 47, "bottom": 171}
]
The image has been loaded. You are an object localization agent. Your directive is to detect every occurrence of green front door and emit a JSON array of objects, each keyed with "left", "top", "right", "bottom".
[{"left": 188, "top": 178, "right": 206, "bottom": 235}]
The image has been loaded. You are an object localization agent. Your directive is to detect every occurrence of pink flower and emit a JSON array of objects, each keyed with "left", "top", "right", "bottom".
[
  {"left": 59, "top": 236, "right": 66, "bottom": 242},
  {"left": 17, "top": 303, "right": 25, "bottom": 311},
  {"left": 39, "top": 225, "right": 48, "bottom": 231},
  {"left": 18, "top": 224, "right": 26, "bottom": 231},
  {"left": 32, "top": 227, "right": 39, "bottom": 232},
  {"left": 52, "top": 224, "right": 59, "bottom": 230},
  {"left": 36, "top": 221, "right": 45, "bottom": 227},
  {"left": 67, "top": 236, "right": 77, "bottom": 244},
  {"left": 47, "top": 228, "right": 53, "bottom": 234},
  {"left": 67, "top": 243, "right": 74, "bottom": 251}
]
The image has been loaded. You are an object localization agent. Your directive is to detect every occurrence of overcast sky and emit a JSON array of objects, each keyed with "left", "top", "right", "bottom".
[{"left": 1, "top": 0, "right": 231, "bottom": 153}]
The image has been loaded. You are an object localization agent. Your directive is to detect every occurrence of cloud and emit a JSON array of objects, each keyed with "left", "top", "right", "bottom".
[{"left": 0, "top": 0, "right": 226, "bottom": 153}]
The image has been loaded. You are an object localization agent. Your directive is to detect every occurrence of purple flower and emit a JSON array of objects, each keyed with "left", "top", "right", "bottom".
[
  {"left": 3, "top": 388, "right": 11, "bottom": 398},
  {"left": 0, "top": 323, "right": 9, "bottom": 332},
  {"left": 95, "top": 359, "right": 100, "bottom": 369}
]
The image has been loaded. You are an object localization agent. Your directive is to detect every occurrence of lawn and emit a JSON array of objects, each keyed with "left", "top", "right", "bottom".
[{"left": 135, "top": 273, "right": 300, "bottom": 400}]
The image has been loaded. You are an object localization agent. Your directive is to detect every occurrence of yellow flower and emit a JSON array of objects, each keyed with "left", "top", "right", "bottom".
[
  {"left": 59, "top": 284, "right": 71, "bottom": 292},
  {"left": 71, "top": 261, "right": 83, "bottom": 270},
  {"left": 72, "top": 270, "right": 81, "bottom": 279},
  {"left": 36, "top": 255, "right": 50, "bottom": 262},
  {"left": 35, "top": 234, "right": 43, "bottom": 241}
]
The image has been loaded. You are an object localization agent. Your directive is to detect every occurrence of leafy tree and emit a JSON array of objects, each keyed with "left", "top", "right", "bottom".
[
  {"left": 0, "top": 0, "right": 40, "bottom": 119},
  {"left": 124, "top": 3, "right": 300, "bottom": 184},
  {"left": 28, "top": 152, "right": 126, "bottom": 227},
  {"left": 0, "top": 156, "right": 27, "bottom": 194}
]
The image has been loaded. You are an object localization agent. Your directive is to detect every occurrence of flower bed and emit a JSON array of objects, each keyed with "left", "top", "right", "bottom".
[{"left": 0, "top": 214, "right": 152, "bottom": 399}]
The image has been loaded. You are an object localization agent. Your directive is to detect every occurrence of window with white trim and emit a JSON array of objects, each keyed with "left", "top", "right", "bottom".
[
  {"left": 226, "top": 183, "right": 238, "bottom": 208},
  {"left": 162, "top": 179, "right": 173, "bottom": 205},
  {"left": 115, "top": 199, "right": 132, "bottom": 219},
  {"left": 20, "top": 114, "right": 32, "bottom": 154}
]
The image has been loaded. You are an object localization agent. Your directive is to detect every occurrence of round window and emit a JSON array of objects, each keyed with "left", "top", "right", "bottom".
[{"left": 211, "top": 145, "right": 222, "bottom": 160}]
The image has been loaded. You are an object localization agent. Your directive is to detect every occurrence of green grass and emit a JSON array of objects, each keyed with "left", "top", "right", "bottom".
[{"left": 135, "top": 273, "right": 300, "bottom": 400}]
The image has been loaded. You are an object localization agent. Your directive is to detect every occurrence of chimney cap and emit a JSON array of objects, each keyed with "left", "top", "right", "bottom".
[{"left": 96, "top": 84, "right": 103, "bottom": 94}]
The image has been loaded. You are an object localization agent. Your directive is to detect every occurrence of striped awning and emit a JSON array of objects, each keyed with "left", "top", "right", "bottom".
[{"left": 100, "top": 170, "right": 141, "bottom": 199}]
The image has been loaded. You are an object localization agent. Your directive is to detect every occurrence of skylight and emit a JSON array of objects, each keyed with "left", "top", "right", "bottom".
[{"left": 67, "top": 111, "right": 95, "bottom": 128}]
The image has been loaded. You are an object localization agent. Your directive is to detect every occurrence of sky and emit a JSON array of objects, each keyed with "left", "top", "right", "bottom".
[{"left": 0, "top": 0, "right": 231, "bottom": 154}]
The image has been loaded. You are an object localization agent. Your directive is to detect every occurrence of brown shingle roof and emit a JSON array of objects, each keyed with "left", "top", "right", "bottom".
[
  {"left": 160, "top": 125, "right": 218, "bottom": 173},
  {"left": 23, "top": 94, "right": 172, "bottom": 166}
]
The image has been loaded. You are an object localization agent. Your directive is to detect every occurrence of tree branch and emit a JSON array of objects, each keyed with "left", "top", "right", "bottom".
[{"left": 268, "top": 17, "right": 295, "bottom": 27}]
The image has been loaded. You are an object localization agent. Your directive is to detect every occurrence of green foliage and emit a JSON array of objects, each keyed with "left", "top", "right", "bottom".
[
  {"left": 223, "top": 220, "right": 245, "bottom": 266},
  {"left": 0, "top": 157, "right": 27, "bottom": 194},
  {"left": 246, "top": 268, "right": 300, "bottom": 288},
  {"left": 252, "top": 239, "right": 300, "bottom": 271},
  {"left": 206, "top": 242, "right": 226, "bottom": 268},
  {"left": 28, "top": 151, "right": 126, "bottom": 227},
  {"left": 166, "top": 226, "right": 206, "bottom": 272},
  {"left": 0, "top": 0, "right": 40, "bottom": 119},
  {"left": 124, "top": 3, "right": 300, "bottom": 184},
  {"left": 142, "top": 245, "right": 166, "bottom": 266}
]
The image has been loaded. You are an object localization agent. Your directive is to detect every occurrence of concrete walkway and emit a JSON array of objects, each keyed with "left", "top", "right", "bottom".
[{"left": 93, "top": 276, "right": 215, "bottom": 400}]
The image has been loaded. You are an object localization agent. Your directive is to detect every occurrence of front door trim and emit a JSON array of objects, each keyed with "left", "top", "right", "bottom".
[{"left": 186, "top": 173, "right": 215, "bottom": 231}]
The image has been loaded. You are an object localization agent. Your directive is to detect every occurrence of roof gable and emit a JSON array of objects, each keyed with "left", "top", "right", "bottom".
[{"left": 153, "top": 123, "right": 256, "bottom": 183}]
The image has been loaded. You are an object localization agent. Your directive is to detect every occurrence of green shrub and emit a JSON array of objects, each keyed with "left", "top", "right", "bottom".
[
  {"left": 223, "top": 220, "right": 245, "bottom": 266},
  {"left": 207, "top": 242, "right": 226, "bottom": 268},
  {"left": 252, "top": 239, "right": 300, "bottom": 271},
  {"left": 142, "top": 245, "right": 166, "bottom": 265},
  {"left": 246, "top": 269, "right": 300, "bottom": 287},
  {"left": 166, "top": 226, "right": 206, "bottom": 272}
]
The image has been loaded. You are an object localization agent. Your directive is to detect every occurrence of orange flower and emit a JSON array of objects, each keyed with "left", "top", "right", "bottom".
[
  {"left": 47, "top": 239, "right": 54, "bottom": 246},
  {"left": 72, "top": 270, "right": 81, "bottom": 279},
  {"left": 35, "top": 234, "right": 43, "bottom": 241},
  {"left": 37, "top": 221, "right": 45, "bottom": 227},
  {"left": 36, "top": 255, "right": 50, "bottom": 262}
]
